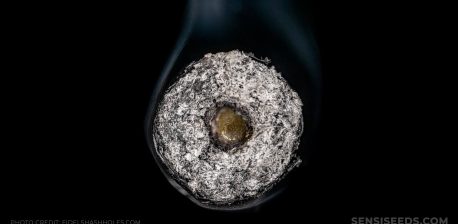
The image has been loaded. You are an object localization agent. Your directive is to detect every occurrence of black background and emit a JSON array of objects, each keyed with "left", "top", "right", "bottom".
[{"left": 5, "top": 0, "right": 452, "bottom": 223}]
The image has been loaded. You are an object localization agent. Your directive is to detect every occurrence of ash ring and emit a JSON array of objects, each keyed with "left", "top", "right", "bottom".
[{"left": 151, "top": 50, "right": 303, "bottom": 208}]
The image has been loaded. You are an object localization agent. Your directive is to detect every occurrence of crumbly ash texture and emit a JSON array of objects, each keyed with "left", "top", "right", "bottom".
[{"left": 153, "top": 50, "right": 303, "bottom": 204}]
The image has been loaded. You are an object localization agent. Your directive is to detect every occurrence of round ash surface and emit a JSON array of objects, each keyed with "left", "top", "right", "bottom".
[{"left": 153, "top": 50, "right": 303, "bottom": 204}]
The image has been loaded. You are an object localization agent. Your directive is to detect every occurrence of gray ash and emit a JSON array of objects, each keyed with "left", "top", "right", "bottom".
[{"left": 152, "top": 50, "right": 303, "bottom": 206}]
